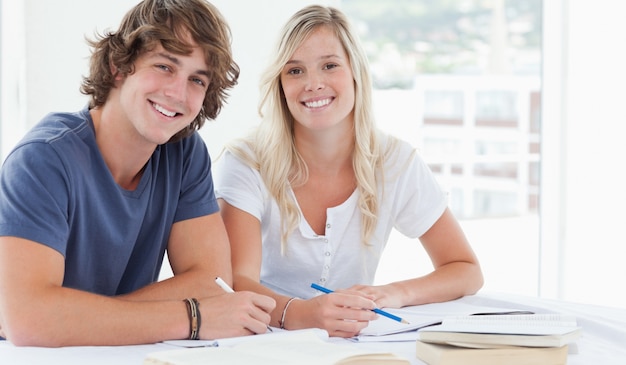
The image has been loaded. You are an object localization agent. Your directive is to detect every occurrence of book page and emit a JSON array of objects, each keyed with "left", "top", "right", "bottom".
[
  {"left": 357, "top": 298, "right": 532, "bottom": 337},
  {"left": 162, "top": 328, "right": 321, "bottom": 348},
  {"left": 145, "top": 330, "right": 408, "bottom": 365},
  {"left": 431, "top": 314, "right": 580, "bottom": 335}
]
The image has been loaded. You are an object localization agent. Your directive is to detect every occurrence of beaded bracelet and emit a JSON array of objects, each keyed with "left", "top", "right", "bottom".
[
  {"left": 279, "top": 297, "right": 300, "bottom": 329},
  {"left": 184, "top": 298, "right": 201, "bottom": 340}
]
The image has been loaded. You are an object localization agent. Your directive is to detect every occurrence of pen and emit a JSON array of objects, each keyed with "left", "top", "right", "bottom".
[
  {"left": 215, "top": 277, "right": 273, "bottom": 332},
  {"left": 310, "top": 283, "right": 410, "bottom": 324}
]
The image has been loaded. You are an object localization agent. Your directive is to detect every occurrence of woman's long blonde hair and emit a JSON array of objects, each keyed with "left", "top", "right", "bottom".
[{"left": 227, "top": 5, "right": 392, "bottom": 252}]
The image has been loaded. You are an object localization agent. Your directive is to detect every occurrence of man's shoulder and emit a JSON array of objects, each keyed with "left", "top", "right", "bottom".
[
  {"left": 21, "top": 109, "right": 92, "bottom": 145},
  {"left": 160, "top": 131, "right": 209, "bottom": 162},
  {"left": 3, "top": 109, "right": 95, "bottom": 173}
]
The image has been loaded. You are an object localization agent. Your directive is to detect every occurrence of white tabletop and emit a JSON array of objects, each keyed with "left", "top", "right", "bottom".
[{"left": 2, "top": 292, "right": 626, "bottom": 365}]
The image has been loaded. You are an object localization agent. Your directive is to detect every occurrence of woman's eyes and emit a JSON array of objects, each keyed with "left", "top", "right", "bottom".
[
  {"left": 286, "top": 63, "right": 339, "bottom": 75},
  {"left": 287, "top": 68, "right": 303, "bottom": 75}
]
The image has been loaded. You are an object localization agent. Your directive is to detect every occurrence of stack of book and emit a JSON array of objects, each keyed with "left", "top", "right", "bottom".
[{"left": 415, "top": 313, "right": 581, "bottom": 365}]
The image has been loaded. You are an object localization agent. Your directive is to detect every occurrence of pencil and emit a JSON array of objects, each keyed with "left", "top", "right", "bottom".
[
  {"left": 310, "top": 283, "right": 410, "bottom": 324},
  {"left": 215, "top": 276, "right": 235, "bottom": 293}
]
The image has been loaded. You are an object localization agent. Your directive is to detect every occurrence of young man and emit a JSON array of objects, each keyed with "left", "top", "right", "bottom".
[{"left": 0, "top": 0, "right": 274, "bottom": 347}]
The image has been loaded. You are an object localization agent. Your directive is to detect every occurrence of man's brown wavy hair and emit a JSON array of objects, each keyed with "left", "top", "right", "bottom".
[{"left": 80, "top": 0, "right": 239, "bottom": 143}]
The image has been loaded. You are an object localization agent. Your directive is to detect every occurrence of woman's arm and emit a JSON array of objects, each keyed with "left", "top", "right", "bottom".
[
  {"left": 350, "top": 208, "right": 484, "bottom": 309},
  {"left": 219, "top": 199, "right": 377, "bottom": 338}
]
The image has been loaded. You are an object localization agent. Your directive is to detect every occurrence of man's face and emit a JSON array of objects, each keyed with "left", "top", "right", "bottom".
[{"left": 114, "top": 43, "right": 209, "bottom": 146}]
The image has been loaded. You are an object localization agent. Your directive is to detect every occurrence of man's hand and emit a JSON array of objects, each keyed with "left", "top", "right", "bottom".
[{"left": 198, "top": 291, "right": 276, "bottom": 339}]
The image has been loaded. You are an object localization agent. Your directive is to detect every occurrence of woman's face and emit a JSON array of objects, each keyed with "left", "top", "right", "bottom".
[{"left": 280, "top": 26, "right": 355, "bottom": 133}]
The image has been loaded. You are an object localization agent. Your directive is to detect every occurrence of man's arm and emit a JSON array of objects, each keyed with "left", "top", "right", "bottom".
[
  {"left": 118, "top": 213, "right": 232, "bottom": 301},
  {"left": 0, "top": 213, "right": 275, "bottom": 347},
  {"left": 118, "top": 212, "right": 276, "bottom": 340},
  {"left": 0, "top": 236, "right": 190, "bottom": 346}
]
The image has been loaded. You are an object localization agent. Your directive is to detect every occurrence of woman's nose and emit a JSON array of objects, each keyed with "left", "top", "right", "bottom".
[{"left": 305, "top": 71, "right": 325, "bottom": 91}]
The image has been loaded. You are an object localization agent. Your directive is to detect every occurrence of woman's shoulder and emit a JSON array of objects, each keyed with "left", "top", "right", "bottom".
[
  {"left": 378, "top": 132, "right": 418, "bottom": 162},
  {"left": 218, "top": 138, "right": 258, "bottom": 169}
]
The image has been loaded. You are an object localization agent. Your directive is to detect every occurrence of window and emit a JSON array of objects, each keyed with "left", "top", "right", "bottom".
[{"left": 340, "top": 0, "right": 542, "bottom": 296}]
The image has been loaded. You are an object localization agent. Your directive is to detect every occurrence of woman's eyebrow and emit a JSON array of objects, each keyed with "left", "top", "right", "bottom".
[{"left": 286, "top": 54, "right": 341, "bottom": 65}]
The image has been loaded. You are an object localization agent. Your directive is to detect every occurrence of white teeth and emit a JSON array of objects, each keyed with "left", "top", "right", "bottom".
[
  {"left": 153, "top": 103, "right": 177, "bottom": 117},
  {"left": 305, "top": 98, "right": 331, "bottom": 108}
]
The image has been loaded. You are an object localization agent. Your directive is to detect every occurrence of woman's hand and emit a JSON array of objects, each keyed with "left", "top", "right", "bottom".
[
  {"left": 285, "top": 291, "right": 377, "bottom": 338},
  {"left": 347, "top": 284, "right": 403, "bottom": 309}
]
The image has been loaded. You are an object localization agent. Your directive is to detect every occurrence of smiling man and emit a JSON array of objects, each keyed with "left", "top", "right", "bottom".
[{"left": 0, "top": 0, "right": 275, "bottom": 347}]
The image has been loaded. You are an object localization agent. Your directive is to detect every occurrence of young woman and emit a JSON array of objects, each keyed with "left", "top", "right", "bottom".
[{"left": 214, "top": 5, "right": 483, "bottom": 338}]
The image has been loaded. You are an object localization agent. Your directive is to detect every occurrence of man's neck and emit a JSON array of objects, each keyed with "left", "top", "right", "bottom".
[{"left": 90, "top": 107, "right": 155, "bottom": 190}]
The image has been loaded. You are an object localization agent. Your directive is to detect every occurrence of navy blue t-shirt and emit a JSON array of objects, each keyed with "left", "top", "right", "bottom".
[{"left": 0, "top": 107, "right": 218, "bottom": 295}]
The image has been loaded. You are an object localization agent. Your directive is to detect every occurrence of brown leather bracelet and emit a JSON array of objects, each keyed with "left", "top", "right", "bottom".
[{"left": 184, "top": 298, "right": 201, "bottom": 340}]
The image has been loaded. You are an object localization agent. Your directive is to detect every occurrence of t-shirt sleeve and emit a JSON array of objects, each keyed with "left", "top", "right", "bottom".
[
  {"left": 391, "top": 144, "right": 448, "bottom": 239},
  {"left": 213, "top": 149, "right": 266, "bottom": 221},
  {"left": 0, "top": 142, "right": 71, "bottom": 254},
  {"left": 173, "top": 133, "right": 219, "bottom": 222}
]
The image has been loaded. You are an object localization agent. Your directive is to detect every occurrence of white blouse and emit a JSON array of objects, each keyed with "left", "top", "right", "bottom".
[{"left": 213, "top": 136, "right": 447, "bottom": 299}]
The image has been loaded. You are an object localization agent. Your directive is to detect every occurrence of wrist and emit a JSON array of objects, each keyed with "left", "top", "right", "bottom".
[
  {"left": 278, "top": 297, "right": 300, "bottom": 329},
  {"left": 183, "top": 298, "right": 201, "bottom": 340}
]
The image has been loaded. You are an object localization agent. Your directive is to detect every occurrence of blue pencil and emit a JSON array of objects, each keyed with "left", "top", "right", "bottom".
[{"left": 310, "top": 283, "right": 410, "bottom": 324}]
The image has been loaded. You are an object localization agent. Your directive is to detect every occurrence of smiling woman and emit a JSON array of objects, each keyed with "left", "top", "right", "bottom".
[{"left": 212, "top": 5, "right": 483, "bottom": 339}]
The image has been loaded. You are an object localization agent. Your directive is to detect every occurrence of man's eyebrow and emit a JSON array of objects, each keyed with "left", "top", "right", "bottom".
[
  {"left": 156, "top": 52, "right": 210, "bottom": 77},
  {"left": 157, "top": 52, "right": 181, "bottom": 65}
]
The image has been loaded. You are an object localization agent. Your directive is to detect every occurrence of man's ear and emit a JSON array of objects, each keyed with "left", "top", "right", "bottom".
[{"left": 110, "top": 59, "right": 124, "bottom": 82}]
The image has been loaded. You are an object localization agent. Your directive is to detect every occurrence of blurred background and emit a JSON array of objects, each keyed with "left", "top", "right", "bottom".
[{"left": 1, "top": 0, "right": 625, "bottom": 308}]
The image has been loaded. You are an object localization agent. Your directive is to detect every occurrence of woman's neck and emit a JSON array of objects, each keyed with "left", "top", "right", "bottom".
[{"left": 294, "top": 121, "right": 355, "bottom": 176}]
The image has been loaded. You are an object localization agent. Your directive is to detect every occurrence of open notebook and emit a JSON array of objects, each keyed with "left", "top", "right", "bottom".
[{"left": 353, "top": 296, "right": 533, "bottom": 342}]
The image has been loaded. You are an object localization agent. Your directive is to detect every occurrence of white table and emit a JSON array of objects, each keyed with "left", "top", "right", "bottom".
[{"left": 2, "top": 292, "right": 626, "bottom": 364}]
